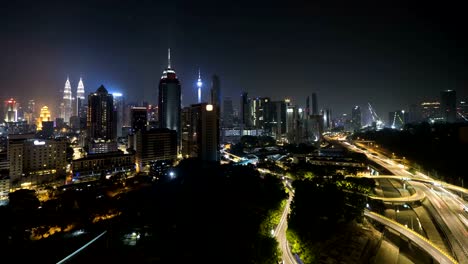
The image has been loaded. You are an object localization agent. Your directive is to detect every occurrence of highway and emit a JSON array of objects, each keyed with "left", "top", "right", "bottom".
[
  {"left": 274, "top": 191, "right": 296, "bottom": 264},
  {"left": 364, "top": 211, "right": 457, "bottom": 264},
  {"left": 332, "top": 138, "right": 468, "bottom": 263}
]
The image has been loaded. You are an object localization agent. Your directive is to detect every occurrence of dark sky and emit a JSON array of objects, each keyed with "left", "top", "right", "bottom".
[{"left": 1, "top": 0, "right": 467, "bottom": 123}]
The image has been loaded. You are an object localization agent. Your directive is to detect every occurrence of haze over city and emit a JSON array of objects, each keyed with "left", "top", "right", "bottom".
[
  {"left": 1, "top": 1, "right": 467, "bottom": 264},
  {"left": 1, "top": 0, "right": 467, "bottom": 120}
]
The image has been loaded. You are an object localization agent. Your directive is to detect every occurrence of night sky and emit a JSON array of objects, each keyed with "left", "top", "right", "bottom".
[{"left": 1, "top": 0, "right": 467, "bottom": 123}]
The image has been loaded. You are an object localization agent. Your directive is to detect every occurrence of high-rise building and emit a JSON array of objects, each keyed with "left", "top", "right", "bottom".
[
  {"left": 351, "top": 106, "right": 361, "bottom": 132},
  {"left": 61, "top": 77, "right": 73, "bottom": 124},
  {"left": 421, "top": 101, "right": 442, "bottom": 123},
  {"left": 4, "top": 98, "right": 18, "bottom": 122},
  {"left": 36, "top": 106, "right": 51, "bottom": 131},
  {"left": 312, "top": 93, "right": 318, "bottom": 115},
  {"left": 222, "top": 97, "right": 234, "bottom": 128},
  {"left": 305, "top": 96, "right": 310, "bottom": 116},
  {"left": 241, "top": 92, "right": 252, "bottom": 129},
  {"left": 197, "top": 69, "right": 203, "bottom": 104},
  {"left": 134, "top": 128, "right": 177, "bottom": 172},
  {"left": 158, "top": 49, "right": 181, "bottom": 148},
  {"left": 131, "top": 106, "right": 147, "bottom": 133},
  {"left": 76, "top": 77, "right": 85, "bottom": 118},
  {"left": 264, "top": 100, "right": 286, "bottom": 139},
  {"left": 87, "top": 85, "right": 116, "bottom": 141},
  {"left": 183, "top": 103, "right": 219, "bottom": 162},
  {"left": 210, "top": 75, "right": 221, "bottom": 107},
  {"left": 252, "top": 97, "right": 270, "bottom": 129},
  {"left": 440, "top": 90, "right": 456, "bottom": 123},
  {"left": 322, "top": 108, "right": 332, "bottom": 130},
  {"left": 8, "top": 136, "right": 67, "bottom": 187},
  {"left": 112, "top": 92, "right": 125, "bottom": 137}
]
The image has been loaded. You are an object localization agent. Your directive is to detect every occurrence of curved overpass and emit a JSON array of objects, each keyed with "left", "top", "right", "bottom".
[
  {"left": 345, "top": 175, "right": 426, "bottom": 202},
  {"left": 364, "top": 210, "right": 458, "bottom": 264}
]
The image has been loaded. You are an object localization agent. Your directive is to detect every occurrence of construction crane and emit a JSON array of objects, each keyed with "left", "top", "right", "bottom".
[
  {"left": 368, "top": 103, "right": 384, "bottom": 129},
  {"left": 391, "top": 111, "right": 405, "bottom": 129}
]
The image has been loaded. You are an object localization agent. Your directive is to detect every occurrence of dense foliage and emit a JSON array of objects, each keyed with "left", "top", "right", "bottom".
[
  {"left": 354, "top": 122, "right": 468, "bottom": 186},
  {"left": 287, "top": 176, "right": 374, "bottom": 263}
]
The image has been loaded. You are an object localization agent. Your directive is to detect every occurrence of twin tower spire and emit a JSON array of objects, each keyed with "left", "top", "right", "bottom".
[{"left": 61, "top": 76, "right": 85, "bottom": 123}]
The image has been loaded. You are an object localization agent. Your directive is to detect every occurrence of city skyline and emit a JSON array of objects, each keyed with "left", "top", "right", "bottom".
[{"left": 1, "top": 1, "right": 467, "bottom": 118}]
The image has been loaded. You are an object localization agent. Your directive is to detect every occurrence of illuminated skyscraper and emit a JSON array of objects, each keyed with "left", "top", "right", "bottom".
[
  {"left": 76, "top": 77, "right": 85, "bottom": 118},
  {"left": 113, "top": 92, "right": 124, "bottom": 137},
  {"left": 183, "top": 103, "right": 219, "bottom": 161},
  {"left": 4, "top": 98, "right": 18, "bottom": 122},
  {"left": 61, "top": 77, "right": 73, "bottom": 123},
  {"left": 87, "top": 85, "right": 116, "bottom": 141},
  {"left": 158, "top": 49, "right": 181, "bottom": 148},
  {"left": 197, "top": 69, "right": 203, "bottom": 104},
  {"left": 36, "top": 106, "right": 51, "bottom": 130}
]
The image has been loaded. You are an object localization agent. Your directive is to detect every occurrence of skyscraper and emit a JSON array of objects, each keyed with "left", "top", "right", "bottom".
[
  {"left": 36, "top": 106, "right": 51, "bottom": 131},
  {"left": 241, "top": 92, "right": 252, "bottom": 128},
  {"left": 184, "top": 103, "right": 219, "bottom": 162},
  {"left": 4, "top": 98, "right": 17, "bottom": 122},
  {"left": 312, "top": 92, "right": 318, "bottom": 115},
  {"left": 351, "top": 106, "right": 361, "bottom": 132},
  {"left": 61, "top": 77, "right": 73, "bottom": 124},
  {"left": 223, "top": 97, "right": 234, "bottom": 128},
  {"left": 158, "top": 49, "right": 181, "bottom": 148},
  {"left": 113, "top": 92, "right": 125, "bottom": 137},
  {"left": 210, "top": 75, "right": 221, "bottom": 107},
  {"left": 440, "top": 90, "right": 456, "bottom": 123},
  {"left": 131, "top": 106, "right": 147, "bottom": 133},
  {"left": 197, "top": 69, "right": 203, "bottom": 104},
  {"left": 87, "top": 85, "right": 116, "bottom": 141},
  {"left": 76, "top": 77, "right": 85, "bottom": 118}
]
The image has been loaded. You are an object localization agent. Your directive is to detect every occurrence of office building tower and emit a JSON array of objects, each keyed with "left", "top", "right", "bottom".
[
  {"left": 322, "top": 108, "right": 332, "bottom": 130},
  {"left": 134, "top": 128, "right": 177, "bottom": 172},
  {"left": 158, "top": 49, "right": 181, "bottom": 148},
  {"left": 131, "top": 106, "right": 147, "bottom": 133},
  {"left": 305, "top": 96, "right": 310, "bottom": 116},
  {"left": 87, "top": 85, "right": 116, "bottom": 141},
  {"left": 264, "top": 100, "right": 286, "bottom": 139},
  {"left": 61, "top": 77, "right": 73, "bottom": 124},
  {"left": 112, "top": 92, "right": 125, "bottom": 137},
  {"left": 351, "top": 106, "right": 361, "bottom": 132},
  {"left": 222, "top": 97, "right": 234, "bottom": 128},
  {"left": 312, "top": 93, "right": 318, "bottom": 115},
  {"left": 420, "top": 102, "right": 442, "bottom": 123},
  {"left": 210, "top": 75, "right": 221, "bottom": 107},
  {"left": 251, "top": 97, "right": 269, "bottom": 129},
  {"left": 4, "top": 98, "right": 18, "bottom": 122},
  {"left": 36, "top": 106, "right": 51, "bottom": 130},
  {"left": 183, "top": 103, "right": 219, "bottom": 162},
  {"left": 76, "top": 77, "right": 85, "bottom": 117},
  {"left": 241, "top": 92, "right": 252, "bottom": 128},
  {"left": 8, "top": 136, "right": 67, "bottom": 187},
  {"left": 440, "top": 90, "right": 456, "bottom": 123}
]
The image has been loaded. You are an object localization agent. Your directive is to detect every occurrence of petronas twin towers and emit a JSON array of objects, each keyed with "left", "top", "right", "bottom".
[{"left": 60, "top": 77, "right": 85, "bottom": 123}]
